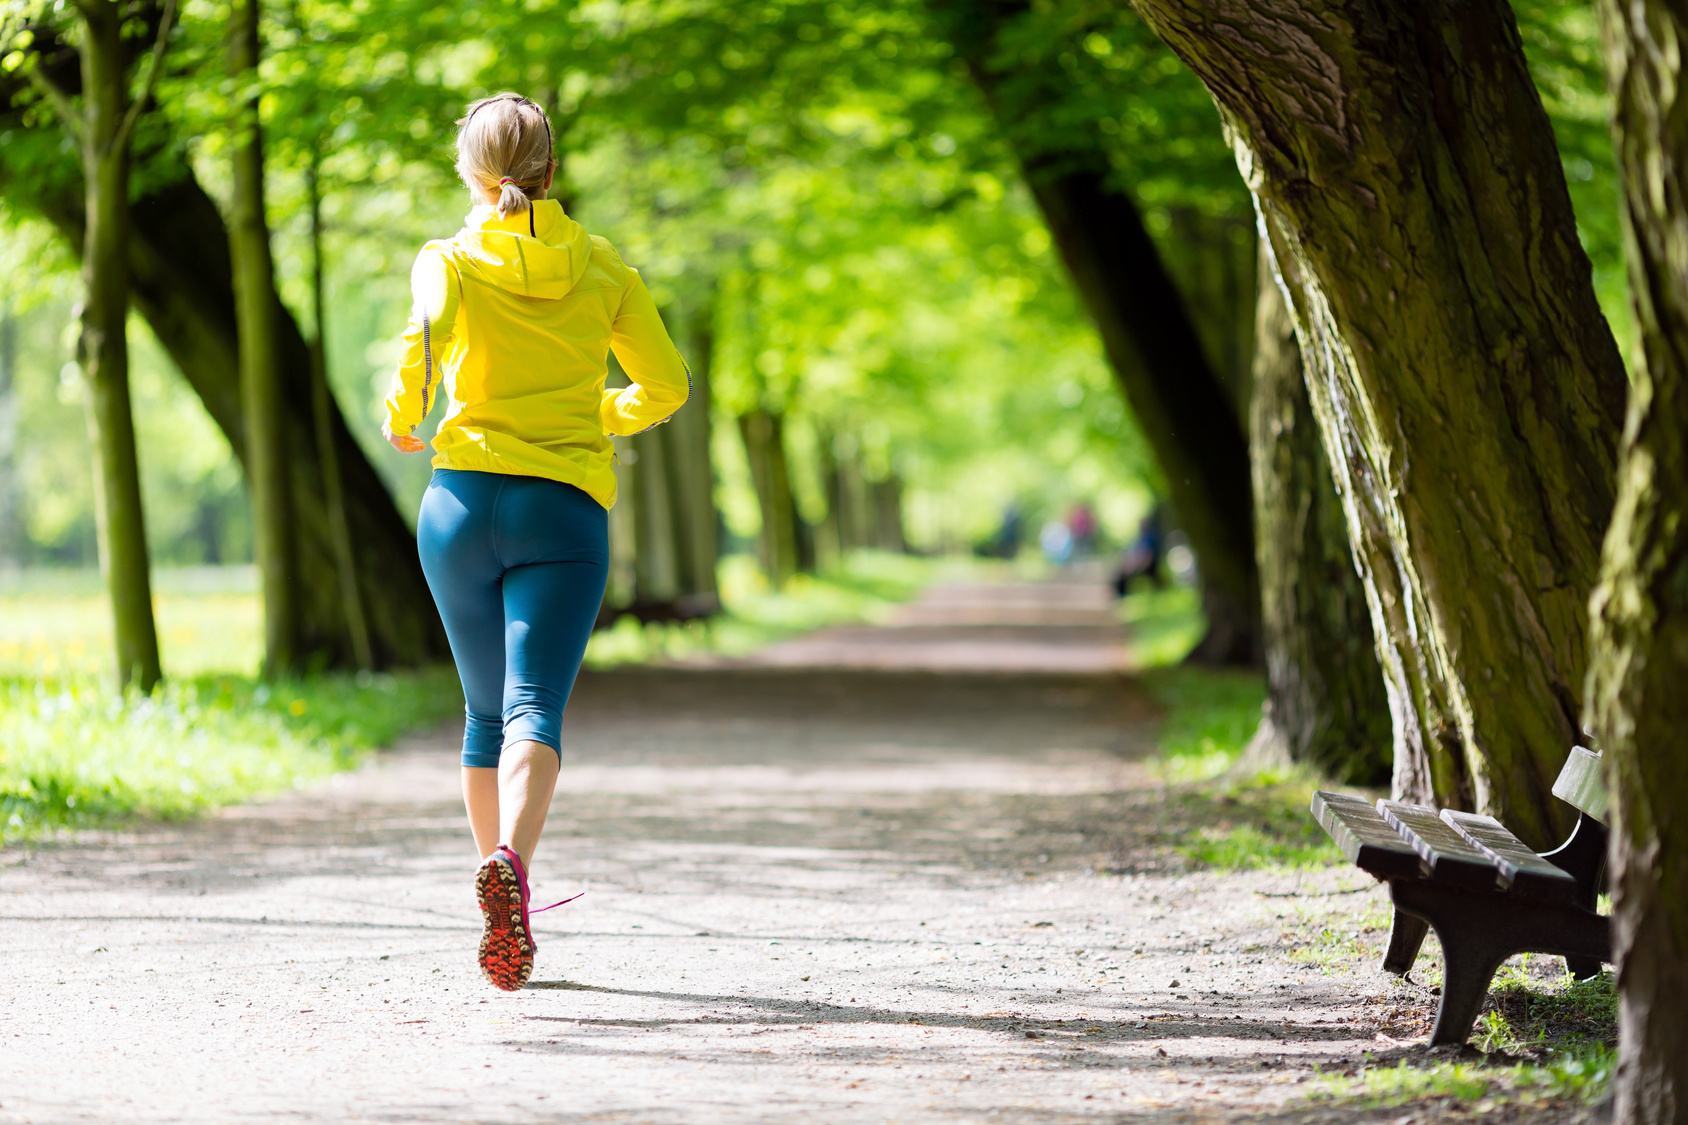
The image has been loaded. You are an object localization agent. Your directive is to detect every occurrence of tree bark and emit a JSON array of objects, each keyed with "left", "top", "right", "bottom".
[
  {"left": 925, "top": 0, "right": 1260, "bottom": 665},
  {"left": 738, "top": 408, "right": 799, "bottom": 586},
  {"left": 305, "top": 153, "right": 373, "bottom": 670},
  {"left": 77, "top": 0, "right": 162, "bottom": 691},
  {"left": 1586, "top": 4, "right": 1688, "bottom": 1120},
  {"left": 227, "top": 0, "right": 297, "bottom": 678},
  {"left": 1249, "top": 241, "right": 1390, "bottom": 783},
  {"left": 1133, "top": 0, "right": 1629, "bottom": 843}
]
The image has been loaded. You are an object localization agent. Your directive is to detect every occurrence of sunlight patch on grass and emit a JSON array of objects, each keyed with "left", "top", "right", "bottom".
[
  {"left": 0, "top": 668, "right": 462, "bottom": 842},
  {"left": 1118, "top": 585, "right": 1204, "bottom": 668},
  {"left": 1310, "top": 1046, "right": 1615, "bottom": 1110}
]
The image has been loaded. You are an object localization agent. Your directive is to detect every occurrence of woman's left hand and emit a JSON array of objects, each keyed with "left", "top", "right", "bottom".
[{"left": 383, "top": 420, "right": 426, "bottom": 453}]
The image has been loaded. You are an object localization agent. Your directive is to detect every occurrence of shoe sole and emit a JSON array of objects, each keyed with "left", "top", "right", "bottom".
[{"left": 475, "top": 859, "right": 534, "bottom": 991}]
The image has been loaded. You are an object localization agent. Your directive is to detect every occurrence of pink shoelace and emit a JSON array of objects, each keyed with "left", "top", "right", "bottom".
[{"left": 494, "top": 845, "right": 584, "bottom": 916}]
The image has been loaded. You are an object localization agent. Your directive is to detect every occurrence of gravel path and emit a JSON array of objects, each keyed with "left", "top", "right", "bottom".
[{"left": 1, "top": 580, "right": 1450, "bottom": 1123}]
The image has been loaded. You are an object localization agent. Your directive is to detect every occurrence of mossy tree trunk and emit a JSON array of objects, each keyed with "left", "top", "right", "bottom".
[
  {"left": 1133, "top": 0, "right": 1629, "bottom": 844},
  {"left": 1585, "top": 3, "right": 1688, "bottom": 1119},
  {"left": 228, "top": 0, "right": 298, "bottom": 678},
  {"left": 925, "top": 0, "right": 1260, "bottom": 664},
  {"left": 304, "top": 151, "right": 372, "bottom": 671},
  {"left": 1249, "top": 242, "right": 1390, "bottom": 783},
  {"left": 72, "top": 0, "right": 168, "bottom": 692}
]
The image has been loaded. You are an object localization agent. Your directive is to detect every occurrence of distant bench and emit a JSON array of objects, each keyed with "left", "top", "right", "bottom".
[{"left": 1310, "top": 746, "right": 1610, "bottom": 1045}]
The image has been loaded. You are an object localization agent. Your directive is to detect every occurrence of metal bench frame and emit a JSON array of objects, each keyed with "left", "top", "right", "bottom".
[{"left": 1311, "top": 746, "right": 1610, "bottom": 1046}]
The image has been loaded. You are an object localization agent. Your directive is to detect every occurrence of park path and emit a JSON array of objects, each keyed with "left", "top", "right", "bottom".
[{"left": 0, "top": 577, "right": 1438, "bottom": 1124}]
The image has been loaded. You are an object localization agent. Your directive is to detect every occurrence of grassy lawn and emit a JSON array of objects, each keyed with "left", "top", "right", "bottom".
[{"left": 0, "top": 552, "right": 970, "bottom": 842}]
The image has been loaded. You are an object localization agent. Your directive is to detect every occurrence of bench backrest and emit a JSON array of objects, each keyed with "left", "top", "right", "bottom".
[{"left": 1552, "top": 745, "right": 1608, "bottom": 824}]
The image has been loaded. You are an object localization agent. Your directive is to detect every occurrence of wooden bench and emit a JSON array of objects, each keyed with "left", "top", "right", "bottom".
[{"left": 1310, "top": 746, "right": 1610, "bottom": 1045}]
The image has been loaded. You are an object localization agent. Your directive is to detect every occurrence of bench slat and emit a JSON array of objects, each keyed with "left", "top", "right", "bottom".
[
  {"left": 1552, "top": 746, "right": 1608, "bottom": 825},
  {"left": 1440, "top": 809, "right": 1578, "bottom": 902},
  {"left": 1311, "top": 791, "right": 1425, "bottom": 879},
  {"left": 1379, "top": 800, "right": 1503, "bottom": 891}
]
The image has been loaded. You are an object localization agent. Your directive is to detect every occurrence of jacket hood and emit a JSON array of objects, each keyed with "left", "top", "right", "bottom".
[{"left": 450, "top": 199, "right": 590, "bottom": 299}]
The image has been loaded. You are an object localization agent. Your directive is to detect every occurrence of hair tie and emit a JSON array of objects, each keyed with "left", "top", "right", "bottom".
[{"left": 498, "top": 177, "right": 515, "bottom": 187}]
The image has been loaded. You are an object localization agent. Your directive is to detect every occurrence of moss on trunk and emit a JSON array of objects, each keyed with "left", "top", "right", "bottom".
[
  {"left": 1250, "top": 243, "right": 1390, "bottom": 783},
  {"left": 1586, "top": 2, "right": 1688, "bottom": 1119}
]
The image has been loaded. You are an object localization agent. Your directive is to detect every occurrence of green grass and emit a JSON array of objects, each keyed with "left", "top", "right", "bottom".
[
  {"left": 1474, "top": 962, "right": 1619, "bottom": 1056},
  {"left": 1118, "top": 585, "right": 1207, "bottom": 668},
  {"left": 1305, "top": 959, "right": 1617, "bottom": 1114},
  {"left": 1139, "top": 662, "right": 1266, "bottom": 780},
  {"left": 1, "top": 668, "right": 464, "bottom": 842},
  {"left": 0, "top": 552, "right": 949, "bottom": 841},
  {"left": 1311, "top": 1046, "right": 1615, "bottom": 1110}
]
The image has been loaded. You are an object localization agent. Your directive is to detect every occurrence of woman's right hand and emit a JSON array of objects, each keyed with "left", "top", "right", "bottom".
[{"left": 383, "top": 420, "right": 426, "bottom": 453}]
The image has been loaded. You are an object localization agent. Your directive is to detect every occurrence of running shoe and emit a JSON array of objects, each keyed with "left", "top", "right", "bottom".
[{"left": 475, "top": 845, "right": 535, "bottom": 991}]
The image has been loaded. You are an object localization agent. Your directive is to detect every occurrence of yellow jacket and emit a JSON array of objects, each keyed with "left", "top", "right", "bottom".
[{"left": 384, "top": 199, "right": 689, "bottom": 508}]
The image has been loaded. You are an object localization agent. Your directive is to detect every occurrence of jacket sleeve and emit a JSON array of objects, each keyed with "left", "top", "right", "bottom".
[
  {"left": 384, "top": 246, "right": 460, "bottom": 437},
  {"left": 600, "top": 266, "right": 690, "bottom": 436}
]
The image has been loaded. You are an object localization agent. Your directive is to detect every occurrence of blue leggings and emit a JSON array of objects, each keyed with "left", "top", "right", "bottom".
[{"left": 416, "top": 469, "right": 608, "bottom": 768}]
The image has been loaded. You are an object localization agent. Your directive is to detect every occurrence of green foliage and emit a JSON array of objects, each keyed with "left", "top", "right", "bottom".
[{"left": 0, "top": 666, "right": 462, "bottom": 840}]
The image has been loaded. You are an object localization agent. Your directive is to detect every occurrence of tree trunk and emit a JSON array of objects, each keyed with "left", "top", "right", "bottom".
[
  {"left": 1249, "top": 241, "right": 1390, "bottom": 783},
  {"left": 666, "top": 304, "right": 719, "bottom": 611},
  {"left": 1133, "top": 0, "right": 1629, "bottom": 844},
  {"left": 871, "top": 474, "right": 906, "bottom": 554},
  {"left": 1585, "top": 4, "right": 1688, "bottom": 1120},
  {"left": 78, "top": 0, "right": 161, "bottom": 692},
  {"left": 305, "top": 154, "right": 372, "bottom": 670},
  {"left": 925, "top": 0, "right": 1260, "bottom": 666},
  {"left": 629, "top": 426, "right": 681, "bottom": 606},
  {"left": 738, "top": 408, "right": 799, "bottom": 586},
  {"left": 0, "top": 306, "right": 20, "bottom": 565},
  {"left": 228, "top": 0, "right": 297, "bottom": 679}
]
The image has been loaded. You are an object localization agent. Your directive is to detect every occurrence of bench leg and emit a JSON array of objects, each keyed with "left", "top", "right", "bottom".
[
  {"left": 1425, "top": 921, "right": 1513, "bottom": 1046},
  {"left": 1563, "top": 955, "right": 1602, "bottom": 980},
  {"left": 1381, "top": 908, "right": 1429, "bottom": 974},
  {"left": 1542, "top": 812, "right": 1608, "bottom": 980}
]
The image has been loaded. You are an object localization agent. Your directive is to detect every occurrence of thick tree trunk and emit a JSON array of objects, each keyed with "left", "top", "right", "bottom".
[
  {"left": 738, "top": 408, "right": 799, "bottom": 586},
  {"left": 925, "top": 0, "right": 1260, "bottom": 665},
  {"left": 1586, "top": 4, "right": 1688, "bottom": 1121},
  {"left": 227, "top": 0, "right": 297, "bottom": 678},
  {"left": 78, "top": 0, "right": 161, "bottom": 692},
  {"left": 1249, "top": 242, "right": 1390, "bottom": 783},
  {"left": 305, "top": 156, "right": 372, "bottom": 670},
  {"left": 1134, "top": 0, "right": 1629, "bottom": 843}
]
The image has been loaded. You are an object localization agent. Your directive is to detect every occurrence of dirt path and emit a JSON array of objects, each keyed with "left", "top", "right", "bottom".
[{"left": 2, "top": 579, "right": 1451, "bottom": 1123}]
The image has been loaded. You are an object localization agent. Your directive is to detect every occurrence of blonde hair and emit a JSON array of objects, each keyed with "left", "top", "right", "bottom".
[{"left": 454, "top": 94, "right": 556, "bottom": 218}]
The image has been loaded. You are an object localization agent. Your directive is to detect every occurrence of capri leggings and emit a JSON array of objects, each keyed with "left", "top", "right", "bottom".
[{"left": 416, "top": 469, "right": 608, "bottom": 768}]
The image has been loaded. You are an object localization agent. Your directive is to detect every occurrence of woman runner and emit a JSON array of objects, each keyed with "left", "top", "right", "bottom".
[{"left": 382, "top": 93, "right": 690, "bottom": 991}]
